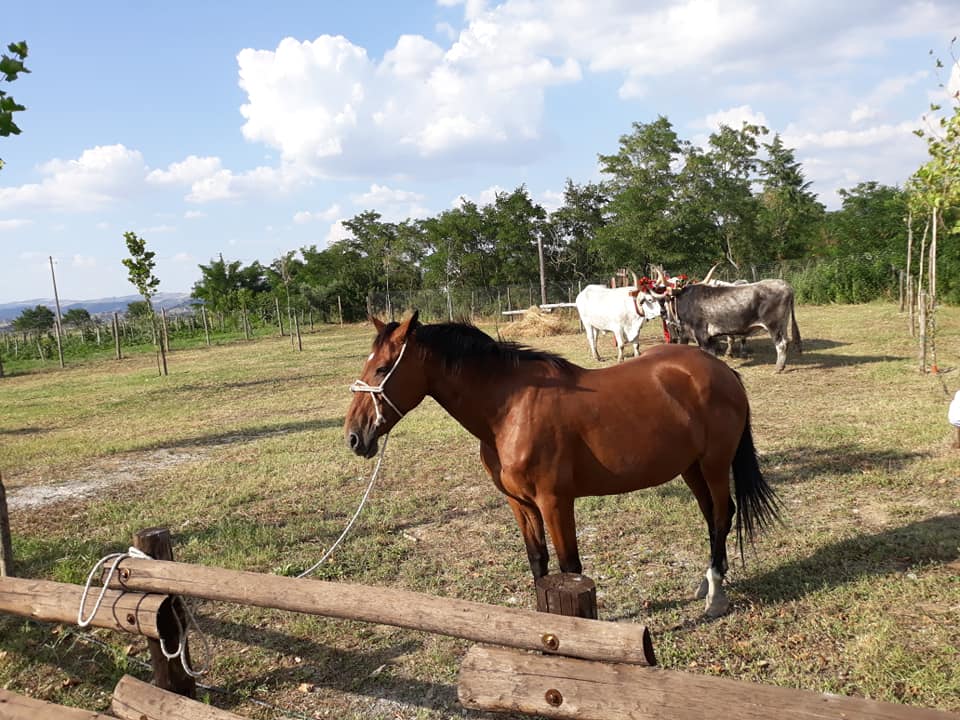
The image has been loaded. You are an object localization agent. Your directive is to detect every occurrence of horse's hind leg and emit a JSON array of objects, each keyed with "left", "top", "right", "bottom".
[
  {"left": 681, "top": 466, "right": 715, "bottom": 601},
  {"left": 701, "top": 461, "right": 736, "bottom": 617},
  {"left": 506, "top": 496, "right": 549, "bottom": 579}
]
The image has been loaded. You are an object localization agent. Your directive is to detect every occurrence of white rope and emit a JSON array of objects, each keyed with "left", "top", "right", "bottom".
[
  {"left": 77, "top": 546, "right": 150, "bottom": 627},
  {"left": 349, "top": 341, "right": 408, "bottom": 427},
  {"left": 296, "top": 433, "right": 389, "bottom": 578},
  {"left": 77, "top": 546, "right": 207, "bottom": 678}
]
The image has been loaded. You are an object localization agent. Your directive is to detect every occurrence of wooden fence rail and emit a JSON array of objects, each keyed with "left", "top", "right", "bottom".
[
  {"left": 459, "top": 646, "right": 960, "bottom": 720},
  {"left": 105, "top": 557, "right": 656, "bottom": 666},
  {"left": 0, "top": 576, "right": 169, "bottom": 639}
]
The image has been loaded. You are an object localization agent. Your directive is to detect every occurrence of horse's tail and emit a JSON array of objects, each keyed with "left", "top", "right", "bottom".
[
  {"left": 732, "top": 412, "right": 781, "bottom": 563},
  {"left": 790, "top": 299, "right": 802, "bottom": 354}
]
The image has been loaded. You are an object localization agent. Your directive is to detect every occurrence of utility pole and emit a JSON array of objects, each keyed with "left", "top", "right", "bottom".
[{"left": 48, "top": 256, "right": 65, "bottom": 368}]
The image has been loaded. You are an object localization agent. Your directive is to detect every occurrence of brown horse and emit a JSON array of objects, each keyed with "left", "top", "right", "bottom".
[{"left": 344, "top": 312, "right": 780, "bottom": 616}]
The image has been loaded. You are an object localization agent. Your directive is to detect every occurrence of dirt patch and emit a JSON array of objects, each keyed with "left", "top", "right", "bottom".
[{"left": 4, "top": 448, "right": 208, "bottom": 510}]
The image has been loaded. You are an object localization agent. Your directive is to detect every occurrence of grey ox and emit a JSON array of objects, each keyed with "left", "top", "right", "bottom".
[
  {"left": 575, "top": 281, "right": 662, "bottom": 362},
  {"left": 657, "top": 278, "right": 802, "bottom": 372}
]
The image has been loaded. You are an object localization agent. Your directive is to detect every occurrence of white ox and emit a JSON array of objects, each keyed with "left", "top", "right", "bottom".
[{"left": 575, "top": 283, "right": 662, "bottom": 362}]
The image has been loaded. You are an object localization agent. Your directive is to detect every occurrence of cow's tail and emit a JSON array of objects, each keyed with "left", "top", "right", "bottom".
[
  {"left": 790, "top": 297, "right": 802, "bottom": 353},
  {"left": 732, "top": 410, "right": 782, "bottom": 564}
]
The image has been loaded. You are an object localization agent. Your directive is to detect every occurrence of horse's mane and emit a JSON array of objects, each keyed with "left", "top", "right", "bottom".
[{"left": 376, "top": 320, "right": 577, "bottom": 373}]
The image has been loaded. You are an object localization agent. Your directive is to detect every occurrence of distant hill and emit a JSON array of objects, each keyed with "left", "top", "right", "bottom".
[{"left": 0, "top": 292, "right": 194, "bottom": 324}]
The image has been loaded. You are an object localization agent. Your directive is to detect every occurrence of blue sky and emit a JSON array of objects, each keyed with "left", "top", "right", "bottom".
[{"left": 1, "top": 0, "right": 959, "bottom": 302}]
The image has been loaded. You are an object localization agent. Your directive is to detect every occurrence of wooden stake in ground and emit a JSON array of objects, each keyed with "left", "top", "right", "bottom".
[
  {"left": 0, "top": 473, "right": 12, "bottom": 577},
  {"left": 132, "top": 528, "right": 196, "bottom": 698},
  {"left": 113, "top": 312, "right": 123, "bottom": 360}
]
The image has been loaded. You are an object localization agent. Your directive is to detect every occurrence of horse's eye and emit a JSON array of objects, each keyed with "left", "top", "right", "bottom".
[{"left": 376, "top": 365, "right": 391, "bottom": 375}]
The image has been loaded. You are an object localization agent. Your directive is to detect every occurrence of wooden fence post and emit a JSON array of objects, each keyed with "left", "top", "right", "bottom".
[
  {"left": 113, "top": 312, "right": 123, "bottom": 360},
  {"left": 0, "top": 473, "right": 12, "bottom": 577},
  {"left": 132, "top": 528, "right": 196, "bottom": 698},
  {"left": 535, "top": 573, "right": 597, "bottom": 620}
]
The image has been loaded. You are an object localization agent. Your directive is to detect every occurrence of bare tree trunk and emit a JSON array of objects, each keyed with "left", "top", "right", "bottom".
[
  {"left": 201, "top": 306, "right": 211, "bottom": 347},
  {"left": 918, "top": 288, "right": 927, "bottom": 374},
  {"left": 903, "top": 210, "right": 912, "bottom": 313},
  {"left": 929, "top": 208, "right": 938, "bottom": 373},
  {"left": 160, "top": 308, "right": 170, "bottom": 354}
]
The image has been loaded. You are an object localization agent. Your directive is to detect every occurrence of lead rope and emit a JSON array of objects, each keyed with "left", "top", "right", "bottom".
[
  {"left": 296, "top": 433, "right": 389, "bottom": 578},
  {"left": 77, "top": 546, "right": 209, "bottom": 678}
]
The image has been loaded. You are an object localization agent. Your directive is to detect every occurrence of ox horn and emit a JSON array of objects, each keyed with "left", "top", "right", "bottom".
[
  {"left": 701, "top": 262, "right": 720, "bottom": 285},
  {"left": 654, "top": 267, "right": 666, "bottom": 285},
  {"left": 629, "top": 269, "right": 638, "bottom": 286}
]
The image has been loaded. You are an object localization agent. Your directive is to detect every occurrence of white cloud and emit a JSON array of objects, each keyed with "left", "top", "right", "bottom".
[
  {"left": 323, "top": 218, "right": 350, "bottom": 246},
  {"left": 185, "top": 164, "right": 302, "bottom": 203},
  {"left": 351, "top": 184, "right": 424, "bottom": 206},
  {"left": 72, "top": 254, "right": 97, "bottom": 268},
  {"left": 228, "top": 2, "right": 959, "bottom": 183},
  {"left": 172, "top": 252, "right": 193, "bottom": 263},
  {"left": 701, "top": 105, "right": 769, "bottom": 132},
  {"left": 539, "top": 189, "right": 564, "bottom": 212},
  {"left": 454, "top": 184, "right": 504, "bottom": 207},
  {"left": 294, "top": 203, "right": 341, "bottom": 224},
  {"left": 184, "top": 210, "right": 206, "bottom": 219},
  {"left": 146, "top": 156, "right": 222, "bottom": 185},
  {"left": 139, "top": 224, "right": 177, "bottom": 234},
  {"left": 784, "top": 120, "right": 920, "bottom": 150},
  {"left": 0, "top": 145, "right": 147, "bottom": 212},
  {"left": 850, "top": 104, "right": 878, "bottom": 123},
  {"left": 0, "top": 218, "right": 33, "bottom": 231}
]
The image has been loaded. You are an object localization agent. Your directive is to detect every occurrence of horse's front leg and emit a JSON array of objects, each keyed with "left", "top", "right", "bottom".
[
  {"left": 506, "top": 496, "right": 549, "bottom": 579},
  {"left": 539, "top": 495, "right": 582, "bottom": 575}
]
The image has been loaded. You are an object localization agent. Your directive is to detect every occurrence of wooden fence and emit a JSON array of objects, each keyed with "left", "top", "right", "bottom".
[{"left": 1, "top": 525, "right": 958, "bottom": 720}]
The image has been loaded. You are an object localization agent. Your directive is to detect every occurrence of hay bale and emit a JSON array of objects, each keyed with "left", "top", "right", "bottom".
[{"left": 499, "top": 306, "right": 578, "bottom": 339}]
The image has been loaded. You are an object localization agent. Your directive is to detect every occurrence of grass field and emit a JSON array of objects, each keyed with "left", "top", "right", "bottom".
[{"left": 1, "top": 302, "right": 958, "bottom": 719}]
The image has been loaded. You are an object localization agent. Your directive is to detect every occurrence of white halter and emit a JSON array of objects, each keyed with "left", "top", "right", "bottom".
[{"left": 349, "top": 342, "right": 408, "bottom": 427}]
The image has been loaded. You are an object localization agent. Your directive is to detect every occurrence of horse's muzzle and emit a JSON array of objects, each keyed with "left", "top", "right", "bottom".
[{"left": 346, "top": 428, "right": 379, "bottom": 459}]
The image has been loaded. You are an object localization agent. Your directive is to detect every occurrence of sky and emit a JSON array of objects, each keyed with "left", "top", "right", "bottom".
[{"left": 1, "top": 0, "right": 959, "bottom": 303}]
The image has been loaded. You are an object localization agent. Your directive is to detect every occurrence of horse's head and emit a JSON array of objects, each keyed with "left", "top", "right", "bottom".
[{"left": 344, "top": 311, "right": 426, "bottom": 458}]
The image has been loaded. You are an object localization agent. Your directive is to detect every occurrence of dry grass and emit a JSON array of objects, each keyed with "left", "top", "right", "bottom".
[
  {"left": 1, "top": 303, "right": 959, "bottom": 719},
  {"left": 496, "top": 306, "right": 580, "bottom": 339}
]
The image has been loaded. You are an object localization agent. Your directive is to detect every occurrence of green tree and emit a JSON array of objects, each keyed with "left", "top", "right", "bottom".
[
  {"left": 126, "top": 300, "right": 153, "bottom": 319},
  {"left": 485, "top": 186, "right": 546, "bottom": 288},
  {"left": 0, "top": 40, "right": 29, "bottom": 170},
  {"left": 757, "top": 134, "right": 824, "bottom": 261},
  {"left": 597, "top": 116, "right": 686, "bottom": 272},
  {"left": 121, "top": 231, "right": 167, "bottom": 375},
  {"left": 12, "top": 304, "right": 54, "bottom": 334},
  {"left": 545, "top": 179, "right": 607, "bottom": 282},
  {"left": 679, "top": 122, "right": 767, "bottom": 274}
]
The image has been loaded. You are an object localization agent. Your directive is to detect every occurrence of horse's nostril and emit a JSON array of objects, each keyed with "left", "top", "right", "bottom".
[{"left": 348, "top": 432, "right": 360, "bottom": 450}]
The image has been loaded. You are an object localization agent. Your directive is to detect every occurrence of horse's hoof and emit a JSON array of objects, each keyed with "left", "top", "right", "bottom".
[
  {"left": 704, "top": 593, "right": 730, "bottom": 617},
  {"left": 694, "top": 578, "right": 709, "bottom": 600}
]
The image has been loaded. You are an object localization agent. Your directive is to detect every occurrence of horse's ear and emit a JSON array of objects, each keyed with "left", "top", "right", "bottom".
[
  {"left": 370, "top": 316, "right": 386, "bottom": 333},
  {"left": 397, "top": 310, "right": 420, "bottom": 340}
]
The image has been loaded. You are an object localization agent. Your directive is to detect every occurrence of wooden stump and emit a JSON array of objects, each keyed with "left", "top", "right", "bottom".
[
  {"left": 133, "top": 528, "right": 197, "bottom": 698},
  {"left": 536, "top": 573, "right": 597, "bottom": 620}
]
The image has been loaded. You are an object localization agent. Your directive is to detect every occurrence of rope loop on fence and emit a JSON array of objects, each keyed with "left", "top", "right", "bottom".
[
  {"left": 77, "top": 546, "right": 208, "bottom": 678},
  {"left": 296, "top": 433, "right": 390, "bottom": 579}
]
